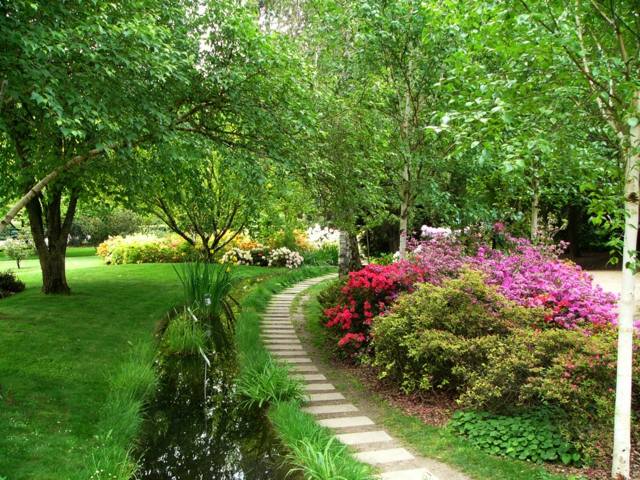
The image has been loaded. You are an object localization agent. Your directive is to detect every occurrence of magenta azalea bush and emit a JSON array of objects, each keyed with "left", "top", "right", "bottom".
[{"left": 468, "top": 238, "right": 618, "bottom": 331}]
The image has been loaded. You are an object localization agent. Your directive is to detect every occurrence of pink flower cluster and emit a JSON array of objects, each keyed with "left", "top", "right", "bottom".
[{"left": 467, "top": 240, "right": 618, "bottom": 331}]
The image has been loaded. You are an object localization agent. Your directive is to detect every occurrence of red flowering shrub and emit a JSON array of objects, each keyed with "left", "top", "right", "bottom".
[{"left": 322, "top": 261, "right": 426, "bottom": 356}]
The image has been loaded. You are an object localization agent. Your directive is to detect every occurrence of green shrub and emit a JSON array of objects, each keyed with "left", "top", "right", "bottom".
[
  {"left": 449, "top": 409, "right": 582, "bottom": 465},
  {"left": 0, "top": 270, "right": 26, "bottom": 298},
  {"left": 303, "top": 243, "right": 339, "bottom": 266},
  {"left": 2, "top": 237, "right": 34, "bottom": 269},
  {"left": 162, "top": 310, "right": 207, "bottom": 356},
  {"left": 372, "top": 269, "right": 638, "bottom": 456},
  {"left": 372, "top": 270, "right": 539, "bottom": 393},
  {"left": 174, "top": 261, "right": 236, "bottom": 352},
  {"left": 73, "top": 209, "right": 144, "bottom": 246}
]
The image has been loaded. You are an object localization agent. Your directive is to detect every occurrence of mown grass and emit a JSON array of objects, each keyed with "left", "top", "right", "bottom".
[
  {"left": 0, "top": 255, "right": 277, "bottom": 480},
  {"left": 302, "top": 282, "right": 582, "bottom": 480},
  {"left": 234, "top": 267, "right": 375, "bottom": 480}
]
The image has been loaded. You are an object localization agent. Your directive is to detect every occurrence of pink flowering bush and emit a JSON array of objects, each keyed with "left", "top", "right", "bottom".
[
  {"left": 322, "top": 232, "right": 620, "bottom": 354},
  {"left": 468, "top": 237, "right": 618, "bottom": 332}
]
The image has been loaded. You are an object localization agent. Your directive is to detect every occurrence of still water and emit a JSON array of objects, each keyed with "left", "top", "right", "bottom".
[{"left": 137, "top": 356, "right": 297, "bottom": 480}]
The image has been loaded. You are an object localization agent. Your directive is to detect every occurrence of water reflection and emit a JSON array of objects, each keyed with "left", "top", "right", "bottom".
[{"left": 138, "top": 356, "right": 297, "bottom": 480}]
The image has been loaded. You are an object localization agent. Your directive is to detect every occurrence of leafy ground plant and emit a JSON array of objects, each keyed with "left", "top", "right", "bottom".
[
  {"left": 161, "top": 309, "right": 207, "bottom": 356},
  {"left": 449, "top": 410, "right": 582, "bottom": 465}
]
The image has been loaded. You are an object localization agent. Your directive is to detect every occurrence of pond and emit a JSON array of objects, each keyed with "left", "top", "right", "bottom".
[{"left": 137, "top": 355, "right": 297, "bottom": 480}]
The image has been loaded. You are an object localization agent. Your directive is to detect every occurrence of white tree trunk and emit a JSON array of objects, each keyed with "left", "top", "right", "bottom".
[
  {"left": 398, "top": 162, "right": 410, "bottom": 260},
  {"left": 611, "top": 94, "right": 640, "bottom": 479},
  {"left": 531, "top": 188, "right": 540, "bottom": 241}
]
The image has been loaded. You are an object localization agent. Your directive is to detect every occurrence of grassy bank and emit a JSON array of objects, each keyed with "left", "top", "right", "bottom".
[
  {"left": 0, "top": 256, "right": 281, "bottom": 480},
  {"left": 234, "top": 267, "right": 375, "bottom": 480},
  {"left": 302, "top": 281, "right": 582, "bottom": 480}
]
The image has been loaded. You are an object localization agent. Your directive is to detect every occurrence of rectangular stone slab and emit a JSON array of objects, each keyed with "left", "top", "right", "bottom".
[
  {"left": 380, "top": 468, "right": 434, "bottom": 480},
  {"left": 354, "top": 448, "right": 414, "bottom": 465},
  {"left": 335, "top": 431, "right": 392, "bottom": 445},
  {"left": 304, "top": 383, "right": 335, "bottom": 391},
  {"left": 302, "top": 403, "right": 359, "bottom": 415},
  {"left": 306, "top": 392, "right": 345, "bottom": 402},
  {"left": 318, "top": 416, "right": 375, "bottom": 429}
]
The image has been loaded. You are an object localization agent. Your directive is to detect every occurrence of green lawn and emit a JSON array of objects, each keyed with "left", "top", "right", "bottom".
[{"left": 0, "top": 254, "right": 277, "bottom": 480}]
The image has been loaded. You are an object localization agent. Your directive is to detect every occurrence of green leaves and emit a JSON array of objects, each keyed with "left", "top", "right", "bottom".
[{"left": 449, "top": 409, "right": 583, "bottom": 466}]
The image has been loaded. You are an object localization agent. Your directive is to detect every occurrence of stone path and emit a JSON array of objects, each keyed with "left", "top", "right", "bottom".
[{"left": 261, "top": 274, "right": 470, "bottom": 480}]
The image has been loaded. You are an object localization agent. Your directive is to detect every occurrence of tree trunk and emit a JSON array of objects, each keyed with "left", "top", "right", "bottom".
[
  {"left": 25, "top": 188, "right": 78, "bottom": 295},
  {"left": 338, "top": 230, "right": 362, "bottom": 277},
  {"left": 398, "top": 163, "right": 411, "bottom": 259},
  {"left": 531, "top": 188, "right": 540, "bottom": 241},
  {"left": 611, "top": 95, "right": 640, "bottom": 479}
]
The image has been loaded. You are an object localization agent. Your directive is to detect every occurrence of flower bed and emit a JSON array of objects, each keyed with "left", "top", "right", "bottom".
[{"left": 97, "top": 234, "right": 196, "bottom": 264}]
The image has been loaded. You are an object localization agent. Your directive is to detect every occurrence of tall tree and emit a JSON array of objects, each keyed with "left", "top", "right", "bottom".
[{"left": 506, "top": 2, "right": 640, "bottom": 476}]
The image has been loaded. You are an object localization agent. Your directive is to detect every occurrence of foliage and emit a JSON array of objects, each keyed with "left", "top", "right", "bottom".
[
  {"left": 269, "top": 401, "right": 374, "bottom": 480},
  {"left": 268, "top": 247, "right": 304, "bottom": 269},
  {"left": 322, "top": 261, "right": 427, "bottom": 356},
  {"left": 250, "top": 247, "right": 271, "bottom": 267},
  {"left": 2, "top": 237, "right": 34, "bottom": 269},
  {"left": 97, "top": 234, "right": 196, "bottom": 265},
  {"left": 173, "top": 260, "right": 236, "bottom": 353},
  {"left": 161, "top": 309, "right": 207, "bottom": 356},
  {"left": 0, "top": 270, "right": 26, "bottom": 298},
  {"left": 303, "top": 243, "right": 339, "bottom": 266},
  {"left": 71, "top": 210, "right": 144, "bottom": 246},
  {"left": 87, "top": 342, "right": 158, "bottom": 480},
  {"left": 372, "top": 270, "right": 539, "bottom": 393},
  {"left": 372, "top": 270, "right": 638, "bottom": 448},
  {"left": 237, "top": 360, "right": 304, "bottom": 409},
  {"left": 467, "top": 236, "right": 618, "bottom": 331},
  {"left": 449, "top": 410, "right": 581, "bottom": 465}
]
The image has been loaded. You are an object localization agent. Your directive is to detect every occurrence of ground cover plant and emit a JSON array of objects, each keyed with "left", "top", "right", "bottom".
[{"left": 0, "top": 270, "right": 25, "bottom": 298}]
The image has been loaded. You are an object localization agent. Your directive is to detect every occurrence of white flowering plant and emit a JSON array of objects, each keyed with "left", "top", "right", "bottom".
[
  {"left": 220, "top": 247, "right": 253, "bottom": 265},
  {"left": 268, "top": 247, "right": 304, "bottom": 269}
]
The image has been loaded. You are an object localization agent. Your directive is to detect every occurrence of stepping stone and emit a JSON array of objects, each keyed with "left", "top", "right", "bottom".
[
  {"left": 303, "top": 403, "right": 359, "bottom": 415},
  {"left": 263, "top": 334, "right": 298, "bottom": 339},
  {"left": 264, "top": 339, "right": 303, "bottom": 345},
  {"left": 304, "top": 383, "right": 335, "bottom": 391},
  {"left": 336, "top": 430, "right": 393, "bottom": 446},
  {"left": 289, "top": 364, "right": 319, "bottom": 373},
  {"left": 267, "top": 345, "right": 304, "bottom": 351},
  {"left": 307, "top": 392, "right": 345, "bottom": 402},
  {"left": 355, "top": 448, "right": 414, "bottom": 465},
  {"left": 279, "top": 357, "right": 313, "bottom": 364},
  {"left": 380, "top": 468, "right": 433, "bottom": 480},
  {"left": 318, "top": 416, "right": 375, "bottom": 429},
  {"left": 271, "top": 350, "right": 306, "bottom": 357},
  {"left": 296, "top": 373, "right": 327, "bottom": 381},
  {"left": 263, "top": 326, "right": 295, "bottom": 331}
]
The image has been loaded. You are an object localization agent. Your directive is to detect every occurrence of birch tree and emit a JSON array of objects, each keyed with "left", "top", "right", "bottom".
[{"left": 513, "top": 1, "right": 640, "bottom": 476}]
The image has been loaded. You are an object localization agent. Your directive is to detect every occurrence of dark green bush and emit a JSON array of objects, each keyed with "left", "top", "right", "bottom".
[
  {"left": 0, "top": 271, "right": 26, "bottom": 298},
  {"left": 250, "top": 247, "right": 271, "bottom": 266},
  {"left": 317, "top": 278, "right": 346, "bottom": 310},
  {"left": 449, "top": 409, "right": 582, "bottom": 465}
]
